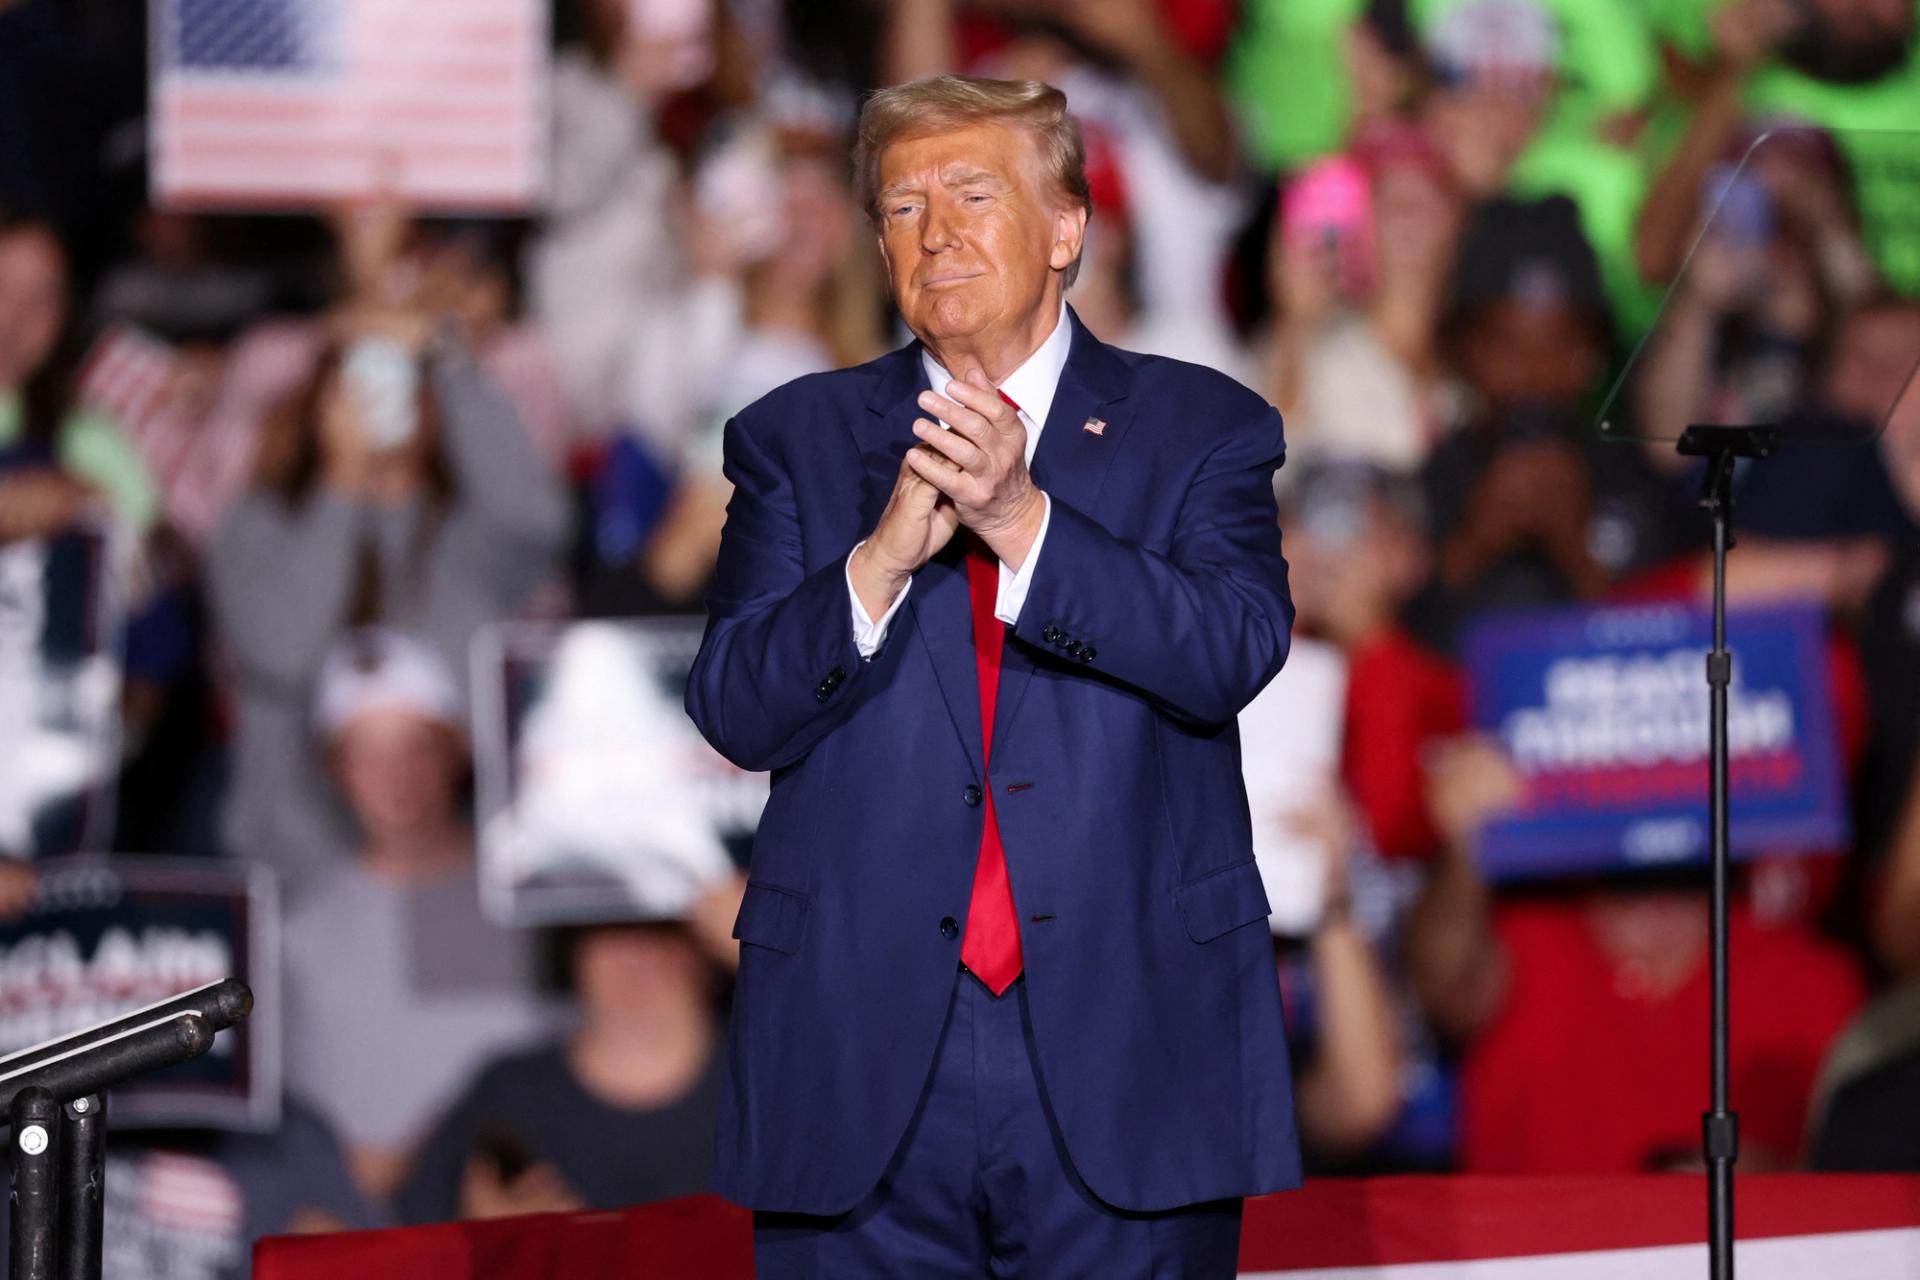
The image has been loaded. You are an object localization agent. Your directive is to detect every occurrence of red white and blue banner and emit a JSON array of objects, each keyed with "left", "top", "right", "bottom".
[
  {"left": 151, "top": 0, "right": 547, "bottom": 210},
  {"left": 255, "top": 1176, "right": 1920, "bottom": 1278},
  {"left": 1464, "top": 601, "right": 1847, "bottom": 881}
]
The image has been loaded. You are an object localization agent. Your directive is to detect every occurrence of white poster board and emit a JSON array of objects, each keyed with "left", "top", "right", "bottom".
[
  {"left": 472, "top": 618, "right": 760, "bottom": 928},
  {"left": 0, "top": 525, "right": 121, "bottom": 860},
  {"left": 1237, "top": 638, "right": 1348, "bottom": 936}
]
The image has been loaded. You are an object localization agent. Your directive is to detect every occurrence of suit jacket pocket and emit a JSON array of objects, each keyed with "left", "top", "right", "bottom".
[
  {"left": 1173, "top": 860, "right": 1272, "bottom": 943},
  {"left": 733, "top": 881, "right": 812, "bottom": 955}
]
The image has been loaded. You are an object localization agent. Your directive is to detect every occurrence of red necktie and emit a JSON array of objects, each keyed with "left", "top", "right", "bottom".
[{"left": 959, "top": 390, "right": 1025, "bottom": 995}]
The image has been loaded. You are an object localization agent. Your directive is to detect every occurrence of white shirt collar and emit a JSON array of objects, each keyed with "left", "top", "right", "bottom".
[{"left": 920, "top": 301, "right": 1073, "bottom": 456}]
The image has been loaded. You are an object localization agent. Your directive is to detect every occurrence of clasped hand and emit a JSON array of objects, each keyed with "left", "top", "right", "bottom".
[{"left": 849, "top": 370, "right": 1045, "bottom": 616}]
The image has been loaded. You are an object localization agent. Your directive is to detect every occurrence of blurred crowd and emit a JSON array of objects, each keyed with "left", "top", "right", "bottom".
[{"left": 3, "top": 0, "right": 1920, "bottom": 1271}]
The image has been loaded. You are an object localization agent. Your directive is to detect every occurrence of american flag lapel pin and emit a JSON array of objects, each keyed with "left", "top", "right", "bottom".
[{"left": 1082, "top": 416, "right": 1107, "bottom": 437}]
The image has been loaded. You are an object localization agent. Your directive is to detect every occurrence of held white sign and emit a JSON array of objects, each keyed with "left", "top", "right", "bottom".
[
  {"left": 1236, "top": 639, "right": 1348, "bottom": 936},
  {"left": 472, "top": 619, "right": 760, "bottom": 928}
]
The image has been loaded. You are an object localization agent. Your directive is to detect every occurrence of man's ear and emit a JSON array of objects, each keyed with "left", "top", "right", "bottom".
[{"left": 1050, "top": 204, "right": 1089, "bottom": 272}]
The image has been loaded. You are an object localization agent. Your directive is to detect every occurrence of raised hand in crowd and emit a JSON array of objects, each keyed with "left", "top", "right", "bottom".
[
  {"left": 459, "top": 1154, "right": 587, "bottom": 1221},
  {"left": 1044, "top": 0, "right": 1237, "bottom": 181},
  {"left": 0, "top": 860, "right": 38, "bottom": 921},
  {"left": 0, "top": 469, "right": 89, "bottom": 543},
  {"left": 1277, "top": 786, "right": 1406, "bottom": 1158},
  {"left": 1265, "top": 218, "right": 1343, "bottom": 420},
  {"left": 1367, "top": 149, "right": 1458, "bottom": 374},
  {"left": 686, "top": 870, "right": 748, "bottom": 974},
  {"left": 331, "top": 187, "right": 415, "bottom": 310},
  {"left": 883, "top": 0, "right": 1235, "bottom": 182},
  {"left": 1871, "top": 753, "right": 1920, "bottom": 979},
  {"left": 1439, "top": 440, "right": 1606, "bottom": 602},
  {"left": 1405, "top": 738, "right": 1523, "bottom": 1043}
]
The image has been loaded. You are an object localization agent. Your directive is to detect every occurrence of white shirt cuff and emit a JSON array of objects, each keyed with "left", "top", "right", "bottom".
[
  {"left": 994, "top": 493, "right": 1051, "bottom": 626},
  {"left": 847, "top": 543, "right": 912, "bottom": 659}
]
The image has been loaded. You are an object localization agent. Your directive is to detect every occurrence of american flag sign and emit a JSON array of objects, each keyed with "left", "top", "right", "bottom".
[{"left": 151, "top": 0, "right": 547, "bottom": 211}]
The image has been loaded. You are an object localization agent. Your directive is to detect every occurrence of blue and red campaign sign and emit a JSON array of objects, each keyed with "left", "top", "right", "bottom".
[{"left": 1464, "top": 601, "right": 1848, "bottom": 881}]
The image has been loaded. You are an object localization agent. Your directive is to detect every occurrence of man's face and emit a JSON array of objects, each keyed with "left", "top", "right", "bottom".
[{"left": 874, "top": 122, "right": 1084, "bottom": 350}]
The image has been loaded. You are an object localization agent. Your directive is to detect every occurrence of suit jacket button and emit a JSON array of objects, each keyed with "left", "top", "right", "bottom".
[
  {"left": 963, "top": 784, "right": 983, "bottom": 807},
  {"left": 939, "top": 916, "right": 959, "bottom": 940},
  {"left": 1065, "top": 640, "right": 1083, "bottom": 657},
  {"left": 1079, "top": 646, "right": 1096, "bottom": 662},
  {"left": 1042, "top": 625, "right": 1061, "bottom": 644},
  {"left": 814, "top": 685, "right": 831, "bottom": 703}
]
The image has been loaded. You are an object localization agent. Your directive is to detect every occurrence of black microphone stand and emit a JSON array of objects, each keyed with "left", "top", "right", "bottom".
[
  {"left": 1675, "top": 424, "right": 1778, "bottom": 1280},
  {"left": 2, "top": 979, "right": 253, "bottom": 1280}
]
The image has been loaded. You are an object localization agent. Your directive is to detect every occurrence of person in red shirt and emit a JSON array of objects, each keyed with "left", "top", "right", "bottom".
[
  {"left": 1407, "top": 740, "right": 1865, "bottom": 1172},
  {"left": 1284, "top": 462, "right": 1467, "bottom": 862}
]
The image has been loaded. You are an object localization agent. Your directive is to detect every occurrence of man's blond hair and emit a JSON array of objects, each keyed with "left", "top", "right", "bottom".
[{"left": 854, "top": 75, "right": 1090, "bottom": 285}]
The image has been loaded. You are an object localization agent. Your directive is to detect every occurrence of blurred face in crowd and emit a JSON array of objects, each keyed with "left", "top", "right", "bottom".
[
  {"left": 0, "top": 225, "right": 67, "bottom": 394},
  {"left": 759, "top": 155, "right": 855, "bottom": 295},
  {"left": 574, "top": 923, "right": 712, "bottom": 1018},
  {"left": 1784, "top": 0, "right": 1914, "bottom": 84},
  {"left": 330, "top": 708, "right": 466, "bottom": 843},
  {"left": 1286, "top": 490, "right": 1428, "bottom": 649},
  {"left": 1455, "top": 299, "right": 1604, "bottom": 414},
  {"left": 1373, "top": 160, "right": 1461, "bottom": 285},
  {"left": 1064, "top": 218, "right": 1137, "bottom": 342},
  {"left": 1826, "top": 302, "right": 1920, "bottom": 429},
  {"left": 419, "top": 240, "right": 512, "bottom": 345},
  {"left": 874, "top": 122, "right": 1086, "bottom": 362},
  {"left": 1424, "top": 87, "right": 1545, "bottom": 199}
]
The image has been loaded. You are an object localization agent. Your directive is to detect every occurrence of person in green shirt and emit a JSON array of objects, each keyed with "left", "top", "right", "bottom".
[
  {"left": 1646, "top": 0, "right": 1920, "bottom": 292},
  {"left": 1227, "top": 0, "right": 1657, "bottom": 170},
  {"left": 1229, "top": 0, "right": 1665, "bottom": 330},
  {"left": 0, "top": 211, "right": 155, "bottom": 543}
]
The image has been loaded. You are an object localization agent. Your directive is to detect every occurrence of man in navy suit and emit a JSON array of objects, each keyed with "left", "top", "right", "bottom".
[{"left": 686, "top": 74, "right": 1300, "bottom": 1276}]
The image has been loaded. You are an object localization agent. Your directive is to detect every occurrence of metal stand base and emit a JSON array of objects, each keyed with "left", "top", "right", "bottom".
[{"left": 9, "top": 1090, "right": 59, "bottom": 1280}]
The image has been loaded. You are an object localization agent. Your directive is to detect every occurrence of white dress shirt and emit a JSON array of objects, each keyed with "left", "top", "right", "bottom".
[{"left": 846, "top": 303, "right": 1071, "bottom": 658}]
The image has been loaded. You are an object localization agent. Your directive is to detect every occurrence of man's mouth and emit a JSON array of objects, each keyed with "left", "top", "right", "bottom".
[{"left": 922, "top": 271, "right": 982, "bottom": 287}]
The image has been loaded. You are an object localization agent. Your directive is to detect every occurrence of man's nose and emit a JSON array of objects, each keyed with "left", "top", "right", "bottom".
[{"left": 919, "top": 202, "right": 959, "bottom": 253}]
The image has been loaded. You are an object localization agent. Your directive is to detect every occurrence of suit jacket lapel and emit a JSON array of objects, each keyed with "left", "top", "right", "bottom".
[
  {"left": 991, "top": 308, "right": 1135, "bottom": 760},
  {"left": 855, "top": 342, "right": 987, "bottom": 773}
]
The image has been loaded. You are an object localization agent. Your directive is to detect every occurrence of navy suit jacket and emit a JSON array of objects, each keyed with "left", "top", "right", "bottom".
[{"left": 686, "top": 307, "right": 1302, "bottom": 1216}]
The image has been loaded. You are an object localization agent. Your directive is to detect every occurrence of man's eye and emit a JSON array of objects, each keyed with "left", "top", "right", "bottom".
[
  {"left": 964, "top": 194, "right": 991, "bottom": 205},
  {"left": 890, "top": 203, "right": 919, "bottom": 218}
]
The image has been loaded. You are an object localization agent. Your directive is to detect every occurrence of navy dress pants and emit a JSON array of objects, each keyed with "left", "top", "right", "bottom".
[{"left": 752, "top": 972, "right": 1243, "bottom": 1278}]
